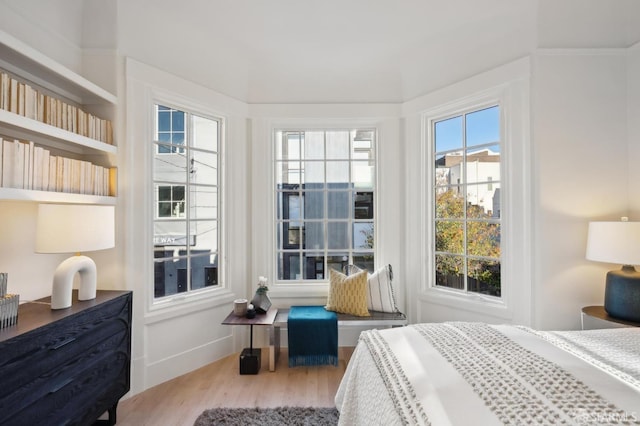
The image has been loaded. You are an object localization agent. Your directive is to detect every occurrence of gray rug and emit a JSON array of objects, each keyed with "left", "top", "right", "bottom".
[{"left": 193, "top": 406, "right": 339, "bottom": 426}]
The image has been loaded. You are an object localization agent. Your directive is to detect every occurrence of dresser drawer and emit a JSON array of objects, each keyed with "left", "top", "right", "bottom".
[
  {"left": 0, "top": 293, "right": 129, "bottom": 372},
  {"left": 2, "top": 348, "right": 130, "bottom": 426}
]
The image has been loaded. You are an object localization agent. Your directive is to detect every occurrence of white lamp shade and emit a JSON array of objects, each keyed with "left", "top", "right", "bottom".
[
  {"left": 36, "top": 204, "right": 115, "bottom": 253},
  {"left": 586, "top": 221, "right": 640, "bottom": 266}
]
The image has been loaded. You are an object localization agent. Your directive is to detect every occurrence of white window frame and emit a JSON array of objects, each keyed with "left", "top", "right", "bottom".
[
  {"left": 420, "top": 80, "right": 531, "bottom": 322},
  {"left": 430, "top": 103, "right": 502, "bottom": 298},
  {"left": 150, "top": 96, "right": 227, "bottom": 309},
  {"left": 252, "top": 118, "right": 384, "bottom": 299},
  {"left": 273, "top": 128, "right": 377, "bottom": 283}
]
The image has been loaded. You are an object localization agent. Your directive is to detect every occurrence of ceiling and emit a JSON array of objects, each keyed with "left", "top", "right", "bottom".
[{"left": 111, "top": 0, "right": 640, "bottom": 103}]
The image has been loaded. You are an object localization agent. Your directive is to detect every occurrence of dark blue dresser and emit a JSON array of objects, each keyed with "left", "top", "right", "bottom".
[{"left": 0, "top": 290, "right": 132, "bottom": 425}]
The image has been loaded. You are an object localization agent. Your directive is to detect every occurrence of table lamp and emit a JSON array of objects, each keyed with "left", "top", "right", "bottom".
[
  {"left": 36, "top": 204, "right": 115, "bottom": 310},
  {"left": 586, "top": 217, "right": 640, "bottom": 322}
]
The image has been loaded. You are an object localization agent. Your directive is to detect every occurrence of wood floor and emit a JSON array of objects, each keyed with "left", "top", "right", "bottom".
[{"left": 116, "top": 347, "right": 354, "bottom": 426}]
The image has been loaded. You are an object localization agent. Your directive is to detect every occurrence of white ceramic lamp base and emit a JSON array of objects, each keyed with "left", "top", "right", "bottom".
[{"left": 51, "top": 255, "right": 97, "bottom": 310}]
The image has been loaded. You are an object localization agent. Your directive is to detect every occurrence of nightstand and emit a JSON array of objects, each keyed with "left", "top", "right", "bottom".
[{"left": 581, "top": 305, "right": 640, "bottom": 330}]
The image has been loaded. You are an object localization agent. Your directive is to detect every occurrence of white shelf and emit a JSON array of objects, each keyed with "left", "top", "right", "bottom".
[
  {"left": 0, "top": 30, "right": 116, "bottom": 105},
  {"left": 0, "top": 188, "right": 116, "bottom": 205},
  {"left": 0, "top": 30, "right": 117, "bottom": 205},
  {"left": 0, "top": 109, "right": 116, "bottom": 156}
]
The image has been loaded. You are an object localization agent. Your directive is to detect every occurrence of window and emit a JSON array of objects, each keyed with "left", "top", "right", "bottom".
[
  {"left": 152, "top": 104, "right": 221, "bottom": 299},
  {"left": 275, "top": 129, "right": 376, "bottom": 281},
  {"left": 432, "top": 105, "right": 501, "bottom": 297}
]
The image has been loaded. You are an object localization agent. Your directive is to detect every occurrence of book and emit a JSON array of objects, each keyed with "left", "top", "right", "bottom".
[
  {"left": 48, "top": 155, "right": 57, "bottom": 192},
  {"left": 41, "top": 148, "right": 50, "bottom": 191},
  {"left": 0, "top": 72, "right": 8, "bottom": 110},
  {"left": 14, "top": 139, "right": 25, "bottom": 189},
  {"left": 9, "top": 77, "right": 18, "bottom": 113},
  {"left": 25, "top": 140, "right": 34, "bottom": 190},
  {"left": 24, "top": 85, "right": 36, "bottom": 119},
  {"left": 56, "top": 155, "right": 64, "bottom": 192},
  {"left": 32, "top": 145, "right": 43, "bottom": 190},
  {"left": 2, "top": 138, "right": 14, "bottom": 188},
  {"left": 37, "top": 92, "right": 44, "bottom": 121},
  {"left": 17, "top": 82, "right": 25, "bottom": 116},
  {"left": 109, "top": 167, "right": 117, "bottom": 196}
]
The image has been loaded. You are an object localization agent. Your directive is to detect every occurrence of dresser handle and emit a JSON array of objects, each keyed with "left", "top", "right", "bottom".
[
  {"left": 49, "top": 377, "right": 74, "bottom": 393},
  {"left": 51, "top": 337, "right": 76, "bottom": 350}
]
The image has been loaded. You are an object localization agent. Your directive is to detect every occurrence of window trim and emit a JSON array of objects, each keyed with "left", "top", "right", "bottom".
[
  {"left": 431, "top": 104, "right": 502, "bottom": 297},
  {"left": 149, "top": 96, "right": 228, "bottom": 310},
  {"left": 421, "top": 86, "right": 525, "bottom": 319}
]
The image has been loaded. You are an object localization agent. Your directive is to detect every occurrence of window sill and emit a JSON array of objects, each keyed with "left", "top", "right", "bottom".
[
  {"left": 420, "top": 286, "right": 512, "bottom": 321},
  {"left": 145, "top": 287, "right": 236, "bottom": 325}
]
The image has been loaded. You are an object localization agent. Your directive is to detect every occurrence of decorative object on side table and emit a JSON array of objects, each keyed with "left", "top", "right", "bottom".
[
  {"left": 0, "top": 272, "right": 19, "bottom": 330},
  {"left": 586, "top": 217, "right": 640, "bottom": 322},
  {"left": 245, "top": 303, "right": 256, "bottom": 319},
  {"left": 251, "top": 276, "right": 272, "bottom": 314},
  {"left": 233, "top": 298, "right": 248, "bottom": 317},
  {"left": 35, "top": 204, "right": 115, "bottom": 310}
]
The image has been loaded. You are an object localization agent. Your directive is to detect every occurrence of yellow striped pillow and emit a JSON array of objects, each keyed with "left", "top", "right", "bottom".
[{"left": 325, "top": 269, "right": 370, "bottom": 317}]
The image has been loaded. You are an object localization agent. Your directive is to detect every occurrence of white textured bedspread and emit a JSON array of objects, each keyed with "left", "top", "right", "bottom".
[{"left": 335, "top": 323, "right": 640, "bottom": 425}]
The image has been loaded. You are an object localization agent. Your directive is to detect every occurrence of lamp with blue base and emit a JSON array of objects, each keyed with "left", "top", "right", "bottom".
[{"left": 586, "top": 218, "right": 640, "bottom": 323}]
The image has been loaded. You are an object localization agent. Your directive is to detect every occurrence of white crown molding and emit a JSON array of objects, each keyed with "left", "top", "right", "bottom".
[
  {"left": 628, "top": 40, "right": 640, "bottom": 53},
  {"left": 536, "top": 47, "right": 627, "bottom": 56}
]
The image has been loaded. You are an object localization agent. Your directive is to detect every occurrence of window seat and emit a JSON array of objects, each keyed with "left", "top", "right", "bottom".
[{"left": 268, "top": 308, "right": 407, "bottom": 371}]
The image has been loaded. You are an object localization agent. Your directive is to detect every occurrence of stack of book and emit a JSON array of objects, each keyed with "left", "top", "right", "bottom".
[
  {"left": 0, "top": 272, "right": 18, "bottom": 330},
  {"left": 0, "top": 137, "right": 114, "bottom": 196},
  {"left": 0, "top": 68, "right": 113, "bottom": 145}
]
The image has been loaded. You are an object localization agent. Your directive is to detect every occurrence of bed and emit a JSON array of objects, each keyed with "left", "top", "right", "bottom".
[{"left": 335, "top": 322, "right": 640, "bottom": 425}]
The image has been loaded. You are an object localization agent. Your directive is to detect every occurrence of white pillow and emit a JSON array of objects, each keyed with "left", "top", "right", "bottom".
[
  {"left": 344, "top": 264, "right": 400, "bottom": 313},
  {"left": 367, "top": 264, "right": 399, "bottom": 313}
]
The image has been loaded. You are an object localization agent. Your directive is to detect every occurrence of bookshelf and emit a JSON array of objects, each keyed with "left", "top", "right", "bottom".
[{"left": 0, "top": 30, "right": 117, "bottom": 204}]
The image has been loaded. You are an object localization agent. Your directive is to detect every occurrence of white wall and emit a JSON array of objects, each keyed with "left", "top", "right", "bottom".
[
  {"left": 124, "top": 59, "right": 250, "bottom": 393},
  {"left": 531, "top": 49, "right": 630, "bottom": 330},
  {"left": 628, "top": 43, "right": 640, "bottom": 217},
  {"left": 0, "top": 0, "right": 84, "bottom": 73}
]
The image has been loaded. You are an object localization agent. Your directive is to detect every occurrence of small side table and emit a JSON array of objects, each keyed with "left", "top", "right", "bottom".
[
  {"left": 222, "top": 306, "right": 277, "bottom": 374},
  {"left": 581, "top": 305, "right": 640, "bottom": 330}
]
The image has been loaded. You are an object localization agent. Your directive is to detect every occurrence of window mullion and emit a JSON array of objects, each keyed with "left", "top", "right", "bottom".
[{"left": 462, "top": 114, "right": 468, "bottom": 291}]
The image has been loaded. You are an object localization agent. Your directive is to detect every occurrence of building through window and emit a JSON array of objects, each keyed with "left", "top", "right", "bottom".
[
  {"left": 432, "top": 105, "right": 501, "bottom": 297},
  {"left": 275, "top": 129, "right": 376, "bottom": 281},
  {"left": 152, "top": 104, "right": 221, "bottom": 298}
]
